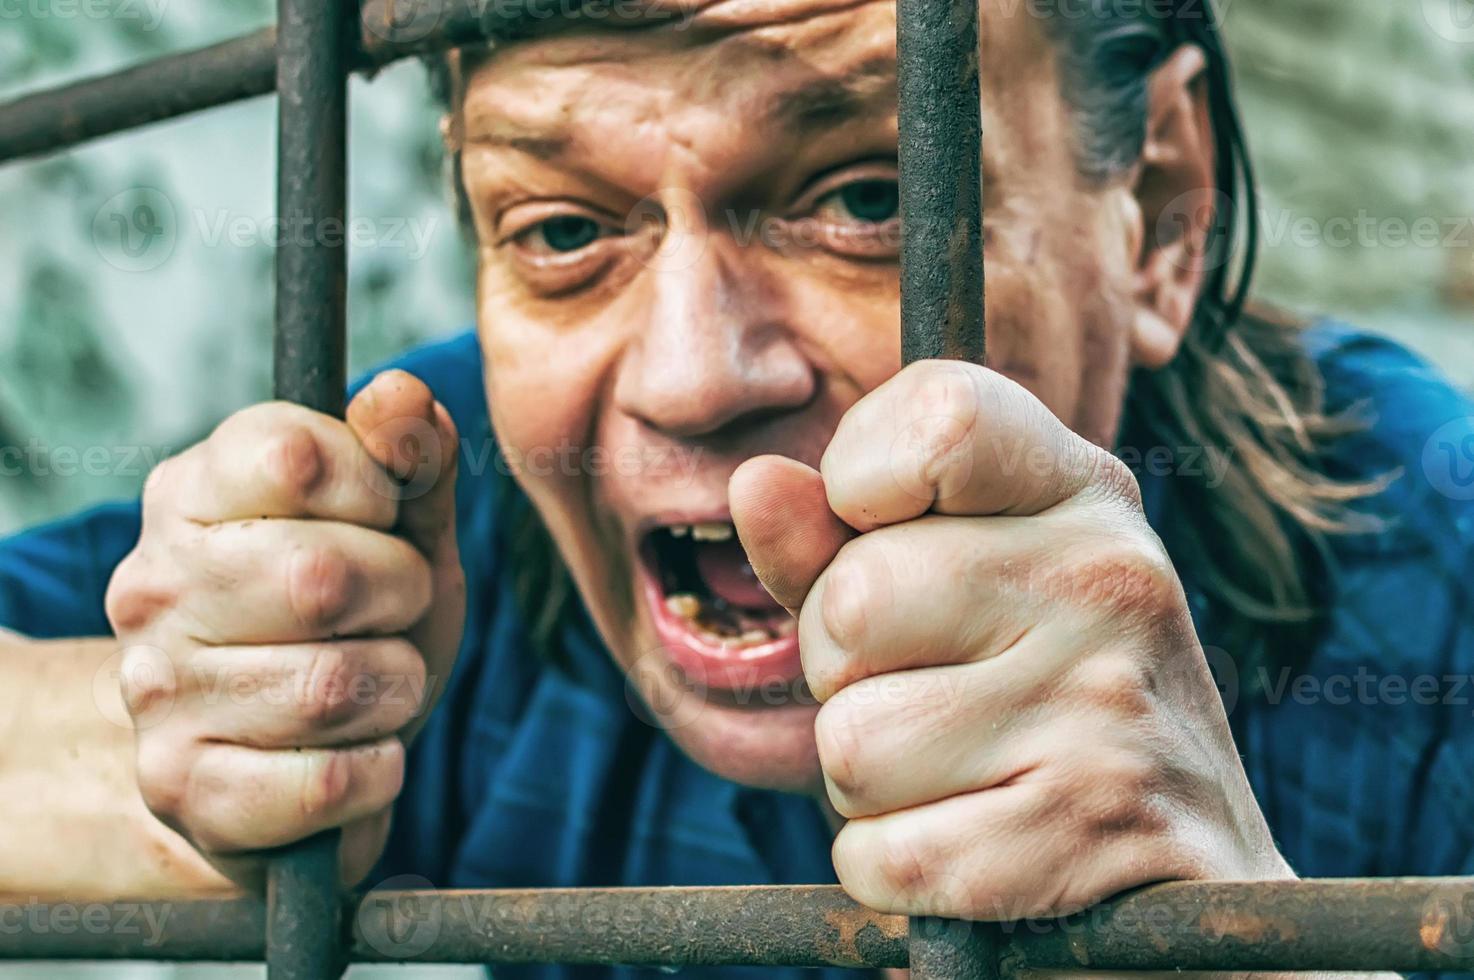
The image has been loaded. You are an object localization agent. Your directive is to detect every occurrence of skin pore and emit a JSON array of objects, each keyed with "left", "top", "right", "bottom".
[{"left": 456, "top": 0, "right": 1186, "bottom": 794}]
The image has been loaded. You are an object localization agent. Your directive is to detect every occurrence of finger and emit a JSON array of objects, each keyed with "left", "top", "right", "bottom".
[
  {"left": 149, "top": 403, "right": 400, "bottom": 529},
  {"left": 181, "top": 639, "right": 430, "bottom": 748},
  {"left": 819, "top": 360, "right": 1125, "bottom": 531},
  {"left": 347, "top": 369, "right": 460, "bottom": 559},
  {"left": 798, "top": 515, "right": 1050, "bottom": 701},
  {"left": 831, "top": 782, "right": 1202, "bottom": 921},
  {"left": 814, "top": 655, "right": 1062, "bottom": 818},
  {"left": 209, "top": 809, "right": 392, "bottom": 890},
  {"left": 174, "top": 519, "right": 433, "bottom": 644},
  {"left": 349, "top": 372, "right": 464, "bottom": 742},
  {"left": 163, "top": 737, "right": 406, "bottom": 855},
  {"left": 730, "top": 455, "right": 854, "bottom": 616}
]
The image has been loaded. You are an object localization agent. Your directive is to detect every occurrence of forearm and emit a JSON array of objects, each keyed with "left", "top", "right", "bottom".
[{"left": 0, "top": 631, "right": 230, "bottom": 900}]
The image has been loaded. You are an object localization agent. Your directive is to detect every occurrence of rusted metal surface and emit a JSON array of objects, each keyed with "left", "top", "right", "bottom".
[
  {"left": 273, "top": 0, "right": 350, "bottom": 416},
  {"left": 896, "top": 0, "right": 984, "bottom": 365},
  {"left": 1005, "top": 877, "right": 1474, "bottom": 972},
  {"left": 3, "top": 881, "right": 1474, "bottom": 969},
  {"left": 0, "top": 29, "right": 279, "bottom": 164},
  {"left": 350, "top": 885, "right": 910, "bottom": 967},
  {"left": 0, "top": 0, "right": 643, "bottom": 164},
  {"left": 896, "top": 2, "right": 985, "bottom": 974},
  {"left": 267, "top": 1, "right": 350, "bottom": 977},
  {"left": 910, "top": 918, "right": 1003, "bottom": 980}
]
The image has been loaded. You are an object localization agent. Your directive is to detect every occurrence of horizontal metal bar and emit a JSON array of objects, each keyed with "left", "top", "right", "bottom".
[
  {"left": 3, "top": 880, "right": 1473, "bottom": 971},
  {"left": 0, "top": 0, "right": 633, "bottom": 164}
]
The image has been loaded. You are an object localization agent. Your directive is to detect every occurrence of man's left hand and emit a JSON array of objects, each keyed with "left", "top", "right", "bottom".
[{"left": 730, "top": 359, "right": 1294, "bottom": 921}]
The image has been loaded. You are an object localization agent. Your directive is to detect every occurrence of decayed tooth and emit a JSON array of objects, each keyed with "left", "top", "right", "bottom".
[
  {"left": 668, "top": 524, "right": 690, "bottom": 538},
  {"left": 691, "top": 522, "right": 734, "bottom": 542},
  {"left": 665, "top": 593, "right": 700, "bottom": 619}
]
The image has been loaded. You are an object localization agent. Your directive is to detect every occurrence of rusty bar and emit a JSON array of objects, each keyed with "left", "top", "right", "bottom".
[
  {"left": 349, "top": 885, "right": 910, "bottom": 967},
  {"left": 896, "top": 0, "right": 984, "bottom": 365},
  {"left": 2, "top": 881, "right": 1474, "bottom": 969},
  {"left": 896, "top": 0, "right": 985, "bottom": 973},
  {"left": 1003, "top": 877, "right": 1474, "bottom": 972},
  {"left": 910, "top": 918, "right": 1003, "bottom": 980},
  {"left": 266, "top": 0, "right": 350, "bottom": 978},
  {"left": 0, "top": 29, "right": 279, "bottom": 164},
  {"left": 0, "top": 0, "right": 690, "bottom": 164}
]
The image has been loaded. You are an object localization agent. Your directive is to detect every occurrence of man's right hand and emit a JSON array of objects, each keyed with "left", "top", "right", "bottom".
[{"left": 104, "top": 370, "right": 466, "bottom": 889}]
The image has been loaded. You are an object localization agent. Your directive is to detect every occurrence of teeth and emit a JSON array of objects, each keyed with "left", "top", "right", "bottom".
[
  {"left": 690, "top": 522, "right": 734, "bottom": 542},
  {"left": 668, "top": 524, "right": 690, "bottom": 538},
  {"left": 665, "top": 593, "right": 700, "bottom": 619},
  {"left": 777, "top": 618, "right": 797, "bottom": 637},
  {"left": 739, "top": 629, "right": 770, "bottom": 644}
]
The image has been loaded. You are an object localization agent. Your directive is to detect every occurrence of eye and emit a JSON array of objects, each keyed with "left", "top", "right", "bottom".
[
  {"left": 819, "top": 179, "right": 900, "bottom": 225},
  {"left": 516, "top": 214, "right": 607, "bottom": 255}
]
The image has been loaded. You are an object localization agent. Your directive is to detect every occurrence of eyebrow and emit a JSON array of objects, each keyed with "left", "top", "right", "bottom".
[
  {"left": 463, "top": 56, "right": 896, "bottom": 157},
  {"left": 766, "top": 56, "right": 896, "bottom": 130}
]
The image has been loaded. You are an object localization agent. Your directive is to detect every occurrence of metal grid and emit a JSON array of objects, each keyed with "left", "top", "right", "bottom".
[{"left": 0, "top": 0, "right": 1470, "bottom": 976}]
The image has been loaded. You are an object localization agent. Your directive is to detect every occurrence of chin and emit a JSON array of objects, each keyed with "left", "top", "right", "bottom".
[{"left": 618, "top": 628, "right": 827, "bottom": 795}]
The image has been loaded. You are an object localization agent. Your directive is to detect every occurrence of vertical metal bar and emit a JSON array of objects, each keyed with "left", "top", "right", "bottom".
[
  {"left": 268, "top": 0, "right": 350, "bottom": 978},
  {"left": 910, "top": 919, "right": 1004, "bottom": 980},
  {"left": 897, "top": 0, "right": 992, "bottom": 975},
  {"left": 275, "top": 0, "right": 349, "bottom": 414},
  {"left": 897, "top": 0, "right": 985, "bottom": 365}
]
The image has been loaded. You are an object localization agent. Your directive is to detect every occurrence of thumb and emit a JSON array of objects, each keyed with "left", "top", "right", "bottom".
[
  {"left": 347, "top": 370, "right": 465, "bottom": 731},
  {"left": 346, "top": 369, "right": 459, "bottom": 558},
  {"left": 730, "top": 455, "right": 854, "bottom": 617}
]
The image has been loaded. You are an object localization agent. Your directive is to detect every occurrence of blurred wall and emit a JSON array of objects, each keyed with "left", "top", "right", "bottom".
[
  {"left": 1223, "top": 0, "right": 1474, "bottom": 376},
  {"left": 1, "top": 2, "right": 1469, "bottom": 537}
]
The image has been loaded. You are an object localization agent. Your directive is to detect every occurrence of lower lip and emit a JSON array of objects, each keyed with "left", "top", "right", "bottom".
[{"left": 638, "top": 564, "right": 803, "bottom": 693}]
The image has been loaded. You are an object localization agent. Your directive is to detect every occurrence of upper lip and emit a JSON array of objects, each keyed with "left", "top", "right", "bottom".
[{"left": 633, "top": 510, "right": 735, "bottom": 540}]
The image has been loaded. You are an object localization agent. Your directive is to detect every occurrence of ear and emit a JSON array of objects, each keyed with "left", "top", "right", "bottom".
[{"left": 1128, "top": 45, "right": 1215, "bottom": 370}]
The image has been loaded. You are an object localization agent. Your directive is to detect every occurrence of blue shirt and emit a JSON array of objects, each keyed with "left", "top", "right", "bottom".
[{"left": 3, "top": 325, "right": 1473, "bottom": 980}]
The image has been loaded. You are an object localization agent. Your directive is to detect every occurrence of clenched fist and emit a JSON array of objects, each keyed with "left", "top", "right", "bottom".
[
  {"left": 105, "top": 370, "right": 466, "bottom": 888},
  {"left": 732, "top": 360, "right": 1294, "bottom": 922}
]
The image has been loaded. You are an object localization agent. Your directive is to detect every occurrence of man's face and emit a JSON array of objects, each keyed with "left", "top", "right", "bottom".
[{"left": 459, "top": 0, "right": 1148, "bottom": 794}]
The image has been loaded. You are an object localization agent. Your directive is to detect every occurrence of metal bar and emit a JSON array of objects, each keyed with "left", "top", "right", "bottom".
[
  {"left": 896, "top": 0, "right": 984, "bottom": 365},
  {"left": 3, "top": 881, "right": 1473, "bottom": 970},
  {"left": 910, "top": 918, "right": 1002, "bottom": 980},
  {"left": 0, "top": 29, "right": 279, "bottom": 163},
  {"left": 896, "top": 0, "right": 985, "bottom": 973},
  {"left": 349, "top": 885, "right": 909, "bottom": 967},
  {"left": 266, "top": 0, "right": 351, "bottom": 977},
  {"left": 0, "top": 0, "right": 677, "bottom": 164}
]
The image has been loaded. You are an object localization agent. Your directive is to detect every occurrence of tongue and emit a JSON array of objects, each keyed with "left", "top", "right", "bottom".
[{"left": 693, "top": 538, "right": 782, "bottom": 611}]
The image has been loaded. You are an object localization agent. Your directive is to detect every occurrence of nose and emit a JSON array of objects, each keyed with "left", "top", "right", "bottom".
[{"left": 613, "top": 234, "right": 815, "bottom": 440}]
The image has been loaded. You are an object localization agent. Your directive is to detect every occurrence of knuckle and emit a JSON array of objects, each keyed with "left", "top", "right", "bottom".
[
  {"left": 297, "top": 645, "right": 361, "bottom": 728},
  {"left": 819, "top": 541, "right": 889, "bottom": 652},
  {"left": 814, "top": 700, "right": 870, "bottom": 814},
  {"left": 904, "top": 364, "right": 981, "bottom": 474},
  {"left": 260, "top": 425, "right": 325, "bottom": 508},
  {"left": 1069, "top": 654, "right": 1157, "bottom": 720},
  {"left": 285, "top": 546, "right": 355, "bottom": 630},
  {"left": 1060, "top": 533, "right": 1179, "bottom": 621},
  {"left": 1093, "top": 450, "right": 1144, "bottom": 509},
  {"left": 297, "top": 751, "right": 354, "bottom": 822},
  {"left": 869, "top": 822, "right": 942, "bottom": 906},
  {"left": 105, "top": 553, "right": 176, "bottom": 634},
  {"left": 134, "top": 737, "right": 192, "bottom": 822}
]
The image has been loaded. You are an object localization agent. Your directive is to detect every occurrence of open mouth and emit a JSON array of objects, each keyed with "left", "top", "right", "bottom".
[{"left": 638, "top": 520, "right": 802, "bottom": 692}]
